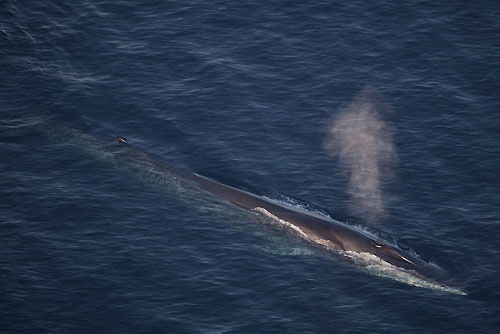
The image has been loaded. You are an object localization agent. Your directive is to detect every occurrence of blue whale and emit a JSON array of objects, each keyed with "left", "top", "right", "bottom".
[
  {"left": 39, "top": 124, "right": 464, "bottom": 293},
  {"left": 116, "top": 137, "right": 424, "bottom": 272}
]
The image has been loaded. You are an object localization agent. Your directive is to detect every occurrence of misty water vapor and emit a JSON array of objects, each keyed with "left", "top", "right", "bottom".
[{"left": 324, "top": 87, "right": 397, "bottom": 224}]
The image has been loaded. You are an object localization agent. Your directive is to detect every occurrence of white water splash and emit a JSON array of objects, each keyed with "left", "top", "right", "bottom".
[
  {"left": 252, "top": 207, "right": 310, "bottom": 240},
  {"left": 253, "top": 205, "right": 465, "bottom": 295},
  {"left": 340, "top": 251, "right": 467, "bottom": 295}
]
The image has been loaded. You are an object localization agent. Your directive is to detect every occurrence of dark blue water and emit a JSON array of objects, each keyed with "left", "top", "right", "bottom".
[{"left": 2, "top": 1, "right": 500, "bottom": 332}]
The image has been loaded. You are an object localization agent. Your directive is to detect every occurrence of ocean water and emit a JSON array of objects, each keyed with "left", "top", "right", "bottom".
[{"left": 1, "top": 0, "right": 500, "bottom": 333}]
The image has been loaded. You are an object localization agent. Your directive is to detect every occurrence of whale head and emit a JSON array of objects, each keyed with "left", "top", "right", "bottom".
[{"left": 368, "top": 240, "right": 422, "bottom": 271}]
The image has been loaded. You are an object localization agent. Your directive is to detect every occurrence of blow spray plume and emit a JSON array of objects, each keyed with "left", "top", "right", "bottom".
[{"left": 324, "top": 86, "right": 397, "bottom": 224}]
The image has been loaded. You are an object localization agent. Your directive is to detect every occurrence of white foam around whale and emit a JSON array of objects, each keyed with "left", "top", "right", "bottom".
[
  {"left": 340, "top": 251, "right": 467, "bottom": 295},
  {"left": 253, "top": 207, "right": 310, "bottom": 240},
  {"left": 253, "top": 206, "right": 466, "bottom": 295}
]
